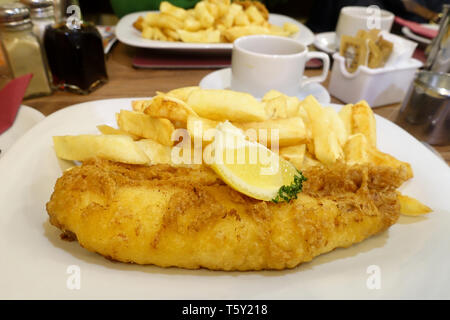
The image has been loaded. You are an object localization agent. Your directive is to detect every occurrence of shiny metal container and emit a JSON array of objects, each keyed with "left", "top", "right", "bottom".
[
  {"left": 395, "top": 70, "right": 449, "bottom": 145},
  {"left": 425, "top": 4, "right": 450, "bottom": 73}
]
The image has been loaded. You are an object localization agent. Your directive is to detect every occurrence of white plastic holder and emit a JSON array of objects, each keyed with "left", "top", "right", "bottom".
[{"left": 329, "top": 53, "right": 423, "bottom": 107}]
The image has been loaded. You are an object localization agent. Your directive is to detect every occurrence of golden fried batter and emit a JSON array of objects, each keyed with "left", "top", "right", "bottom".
[
  {"left": 233, "top": 1, "right": 270, "bottom": 20},
  {"left": 46, "top": 159, "right": 410, "bottom": 270}
]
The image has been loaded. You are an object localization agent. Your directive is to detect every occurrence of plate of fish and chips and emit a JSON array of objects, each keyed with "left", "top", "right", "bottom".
[
  {"left": 0, "top": 88, "right": 449, "bottom": 299},
  {"left": 115, "top": 0, "right": 314, "bottom": 52}
]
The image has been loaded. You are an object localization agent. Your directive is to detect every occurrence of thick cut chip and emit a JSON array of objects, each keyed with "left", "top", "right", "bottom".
[
  {"left": 262, "top": 89, "right": 283, "bottom": 101},
  {"left": 96, "top": 125, "right": 139, "bottom": 140},
  {"left": 344, "top": 133, "right": 371, "bottom": 164},
  {"left": 235, "top": 117, "right": 307, "bottom": 147},
  {"left": 223, "top": 25, "right": 270, "bottom": 42},
  {"left": 155, "top": 13, "right": 184, "bottom": 30},
  {"left": 135, "top": 139, "right": 173, "bottom": 164},
  {"left": 184, "top": 16, "right": 202, "bottom": 31},
  {"left": 301, "top": 95, "right": 343, "bottom": 164},
  {"left": 53, "top": 135, "right": 149, "bottom": 164},
  {"left": 303, "top": 152, "right": 321, "bottom": 168},
  {"left": 313, "top": 131, "right": 343, "bottom": 165},
  {"left": 162, "top": 28, "right": 181, "bottom": 41},
  {"left": 235, "top": 10, "right": 250, "bottom": 26},
  {"left": 187, "top": 89, "right": 266, "bottom": 122},
  {"left": 206, "top": 2, "right": 220, "bottom": 19},
  {"left": 398, "top": 193, "right": 432, "bottom": 216},
  {"left": 222, "top": 3, "right": 243, "bottom": 28},
  {"left": 142, "top": 26, "right": 168, "bottom": 41},
  {"left": 139, "top": 94, "right": 197, "bottom": 122},
  {"left": 233, "top": 0, "right": 269, "bottom": 19},
  {"left": 338, "top": 103, "right": 353, "bottom": 137},
  {"left": 133, "top": 16, "right": 144, "bottom": 31},
  {"left": 116, "top": 110, "right": 175, "bottom": 146},
  {"left": 159, "top": 1, "right": 188, "bottom": 20},
  {"left": 283, "top": 22, "right": 299, "bottom": 34},
  {"left": 187, "top": 115, "right": 219, "bottom": 142},
  {"left": 268, "top": 24, "right": 289, "bottom": 37},
  {"left": 323, "top": 107, "right": 348, "bottom": 146},
  {"left": 344, "top": 133, "right": 413, "bottom": 178},
  {"left": 263, "top": 92, "right": 300, "bottom": 119},
  {"left": 264, "top": 95, "right": 288, "bottom": 119},
  {"left": 194, "top": 1, "right": 215, "bottom": 28},
  {"left": 369, "top": 148, "right": 413, "bottom": 178},
  {"left": 177, "top": 29, "right": 221, "bottom": 43},
  {"left": 352, "top": 100, "right": 377, "bottom": 147},
  {"left": 188, "top": 115, "right": 306, "bottom": 147},
  {"left": 279, "top": 144, "right": 306, "bottom": 169},
  {"left": 245, "top": 5, "right": 265, "bottom": 25},
  {"left": 167, "top": 86, "right": 200, "bottom": 102}
]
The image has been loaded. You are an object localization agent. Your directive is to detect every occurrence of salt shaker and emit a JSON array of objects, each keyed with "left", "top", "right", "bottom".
[
  {"left": 21, "top": 0, "right": 56, "bottom": 43},
  {"left": 0, "top": 3, "right": 52, "bottom": 98}
]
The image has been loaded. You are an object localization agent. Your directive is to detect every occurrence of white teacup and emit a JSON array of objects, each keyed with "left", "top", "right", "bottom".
[
  {"left": 230, "top": 35, "right": 330, "bottom": 98},
  {"left": 335, "top": 6, "right": 394, "bottom": 48}
]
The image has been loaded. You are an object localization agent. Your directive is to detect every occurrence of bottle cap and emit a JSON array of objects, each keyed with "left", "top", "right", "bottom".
[
  {"left": 0, "top": 3, "right": 31, "bottom": 28},
  {"left": 21, "top": 0, "right": 54, "bottom": 19}
]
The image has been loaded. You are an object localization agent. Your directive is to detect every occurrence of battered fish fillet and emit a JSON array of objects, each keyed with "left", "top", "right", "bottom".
[{"left": 46, "top": 159, "right": 411, "bottom": 271}]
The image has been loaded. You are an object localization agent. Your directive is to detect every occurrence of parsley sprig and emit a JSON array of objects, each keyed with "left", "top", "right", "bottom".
[{"left": 271, "top": 170, "right": 307, "bottom": 204}]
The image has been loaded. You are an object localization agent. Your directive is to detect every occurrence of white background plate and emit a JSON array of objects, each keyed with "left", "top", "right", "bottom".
[
  {"left": 116, "top": 11, "right": 314, "bottom": 52},
  {"left": 401, "top": 24, "right": 438, "bottom": 45},
  {"left": 0, "top": 105, "right": 44, "bottom": 159},
  {"left": 0, "top": 99, "right": 449, "bottom": 299},
  {"left": 199, "top": 68, "right": 331, "bottom": 104}
]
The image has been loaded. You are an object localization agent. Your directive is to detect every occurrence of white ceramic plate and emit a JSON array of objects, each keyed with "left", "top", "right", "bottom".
[
  {"left": 401, "top": 24, "right": 438, "bottom": 45},
  {"left": 314, "top": 32, "right": 337, "bottom": 54},
  {"left": 0, "top": 105, "right": 44, "bottom": 158},
  {"left": 116, "top": 11, "right": 314, "bottom": 53},
  {"left": 199, "top": 68, "right": 331, "bottom": 104},
  {"left": 0, "top": 99, "right": 449, "bottom": 299}
]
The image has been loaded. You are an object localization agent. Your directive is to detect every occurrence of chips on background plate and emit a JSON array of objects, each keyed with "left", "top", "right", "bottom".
[{"left": 134, "top": 0, "right": 300, "bottom": 43}]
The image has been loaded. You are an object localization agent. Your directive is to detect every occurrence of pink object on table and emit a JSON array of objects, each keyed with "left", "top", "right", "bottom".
[
  {"left": 0, "top": 74, "right": 33, "bottom": 134},
  {"left": 133, "top": 51, "right": 231, "bottom": 69},
  {"left": 413, "top": 47, "right": 427, "bottom": 63},
  {"left": 395, "top": 16, "right": 438, "bottom": 39},
  {"left": 132, "top": 49, "right": 323, "bottom": 70}
]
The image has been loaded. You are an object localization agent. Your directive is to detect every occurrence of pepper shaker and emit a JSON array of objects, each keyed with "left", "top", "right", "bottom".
[
  {"left": 0, "top": 3, "right": 52, "bottom": 98},
  {"left": 21, "top": 0, "right": 56, "bottom": 43}
]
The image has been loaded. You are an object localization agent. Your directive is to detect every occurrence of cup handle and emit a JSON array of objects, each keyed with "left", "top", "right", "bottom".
[{"left": 302, "top": 51, "right": 330, "bottom": 85}]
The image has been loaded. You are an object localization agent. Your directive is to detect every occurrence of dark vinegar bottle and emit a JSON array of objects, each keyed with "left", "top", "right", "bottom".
[{"left": 44, "top": 21, "right": 108, "bottom": 94}]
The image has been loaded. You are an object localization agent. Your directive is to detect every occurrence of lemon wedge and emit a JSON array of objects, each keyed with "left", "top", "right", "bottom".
[{"left": 207, "top": 122, "right": 300, "bottom": 201}]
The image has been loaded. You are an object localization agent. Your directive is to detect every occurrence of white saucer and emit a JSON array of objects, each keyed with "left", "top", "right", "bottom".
[
  {"left": 401, "top": 24, "right": 438, "bottom": 45},
  {"left": 314, "top": 32, "right": 337, "bottom": 54},
  {"left": 0, "top": 105, "right": 45, "bottom": 158},
  {"left": 199, "top": 68, "right": 331, "bottom": 104}
]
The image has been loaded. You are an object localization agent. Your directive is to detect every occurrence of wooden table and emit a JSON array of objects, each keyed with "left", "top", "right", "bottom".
[{"left": 25, "top": 43, "right": 449, "bottom": 165}]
